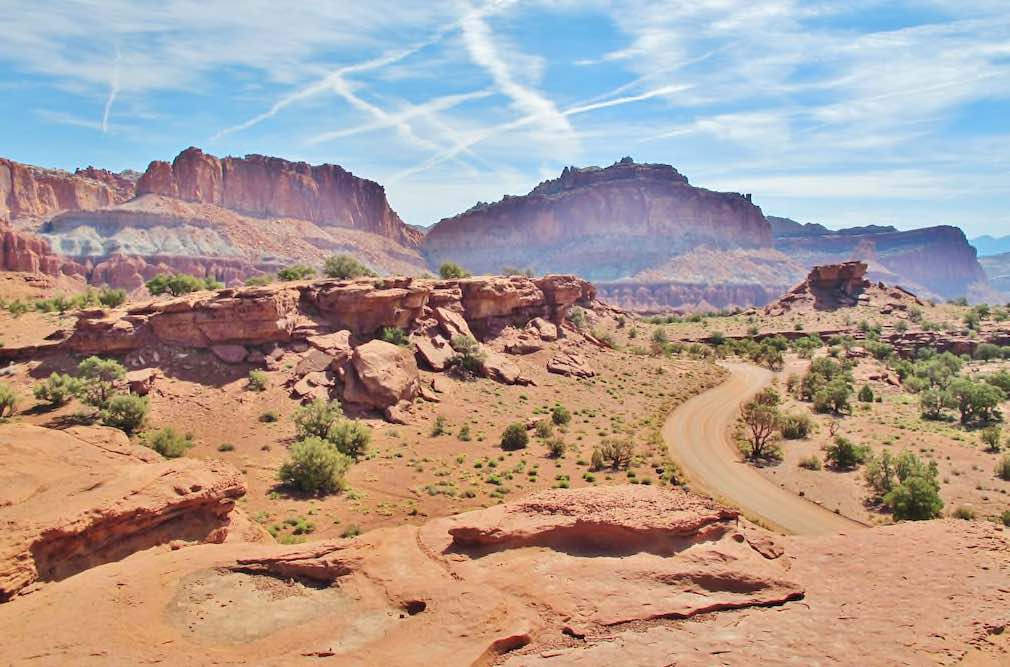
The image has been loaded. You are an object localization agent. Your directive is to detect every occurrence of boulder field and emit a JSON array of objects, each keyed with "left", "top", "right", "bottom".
[{"left": 0, "top": 427, "right": 1007, "bottom": 665}]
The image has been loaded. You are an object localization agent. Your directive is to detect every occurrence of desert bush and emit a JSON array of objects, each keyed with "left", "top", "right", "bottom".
[
  {"left": 500, "top": 423, "right": 529, "bottom": 451},
  {"left": 590, "top": 446, "right": 605, "bottom": 471},
  {"left": 534, "top": 420, "right": 554, "bottom": 439},
  {"left": 217, "top": 443, "right": 236, "bottom": 452},
  {"left": 438, "top": 261, "right": 470, "bottom": 279},
  {"left": 247, "top": 369, "right": 267, "bottom": 391},
  {"left": 780, "top": 411, "right": 814, "bottom": 439},
  {"left": 599, "top": 438, "right": 634, "bottom": 469},
  {"left": 813, "top": 377, "right": 853, "bottom": 415},
  {"left": 798, "top": 455, "right": 822, "bottom": 470},
  {"left": 551, "top": 404, "right": 571, "bottom": 426},
  {"left": 276, "top": 264, "right": 316, "bottom": 281},
  {"left": 996, "top": 454, "right": 1010, "bottom": 481},
  {"left": 379, "top": 326, "right": 409, "bottom": 346},
  {"left": 458, "top": 424, "right": 472, "bottom": 441},
  {"left": 919, "top": 388, "right": 954, "bottom": 420},
  {"left": 277, "top": 437, "right": 351, "bottom": 495},
  {"left": 244, "top": 274, "right": 274, "bottom": 286},
  {"left": 974, "top": 343, "right": 1002, "bottom": 362},
  {"left": 569, "top": 306, "right": 588, "bottom": 331},
  {"left": 448, "top": 335, "right": 485, "bottom": 378},
  {"left": 951, "top": 505, "right": 976, "bottom": 520},
  {"left": 1001, "top": 509, "right": 1010, "bottom": 527},
  {"left": 983, "top": 370, "right": 1010, "bottom": 394},
  {"left": 328, "top": 420, "right": 371, "bottom": 460},
  {"left": 946, "top": 377, "right": 1005, "bottom": 425},
  {"left": 323, "top": 254, "right": 376, "bottom": 279},
  {"left": 33, "top": 372, "right": 83, "bottom": 407},
  {"left": 431, "top": 415, "right": 448, "bottom": 437},
  {"left": 981, "top": 425, "right": 1003, "bottom": 453},
  {"left": 0, "top": 383, "right": 17, "bottom": 419},
  {"left": 546, "top": 436, "right": 566, "bottom": 458},
  {"left": 142, "top": 427, "right": 193, "bottom": 458},
  {"left": 97, "top": 287, "right": 127, "bottom": 308},
  {"left": 886, "top": 473, "right": 943, "bottom": 520},
  {"left": 293, "top": 398, "right": 343, "bottom": 440},
  {"left": 824, "top": 436, "right": 869, "bottom": 470},
  {"left": 260, "top": 410, "right": 279, "bottom": 423},
  {"left": 76, "top": 356, "right": 127, "bottom": 407},
  {"left": 100, "top": 393, "right": 148, "bottom": 433}
]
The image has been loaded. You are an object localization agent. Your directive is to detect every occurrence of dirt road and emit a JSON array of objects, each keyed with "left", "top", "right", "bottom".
[{"left": 663, "top": 362, "right": 862, "bottom": 536}]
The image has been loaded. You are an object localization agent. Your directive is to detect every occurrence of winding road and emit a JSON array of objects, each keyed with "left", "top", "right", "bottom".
[{"left": 663, "top": 362, "right": 863, "bottom": 536}]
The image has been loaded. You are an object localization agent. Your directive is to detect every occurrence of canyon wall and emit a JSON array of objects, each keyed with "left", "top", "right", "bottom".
[
  {"left": 136, "top": 147, "right": 421, "bottom": 248},
  {"left": 0, "top": 159, "right": 134, "bottom": 224},
  {"left": 423, "top": 159, "right": 771, "bottom": 280}
]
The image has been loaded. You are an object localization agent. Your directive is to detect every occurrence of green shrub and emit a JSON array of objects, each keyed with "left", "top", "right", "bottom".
[
  {"left": 946, "top": 377, "right": 1005, "bottom": 425},
  {"left": 277, "top": 437, "right": 351, "bottom": 495},
  {"left": 97, "top": 287, "right": 127, "bottom": 308},
  {"left": 142, "top": 427, "right": 194, "bottom": 458},
  {"left": 551, "top": 404, "right": 571, "bottom": 426},
  {"left": 858, "top": 384, "right": 874, "bottom": 403},
  {"left": 77, "top": 356, "right": 127, "bottom": 407},
  {"left": 534, "top": 420, "right": 554, "bottom": 439},
  {"left": 33, "top": 373, "right": 83, "bottom": 407},
  {"left": 974, "top": 343, "right": 1003, "bottom": 361},
  {"left": 217, "top": 443, "right": 236, "bottom": 452},
  {"left": 590, "top": 446, "right": 605, "bottom": 471},
  {"left": 247, "top": 369, "right": 267, "bottom": 391},
  {"left": 146, "top": 273, "right": 219, "bottom": 296},
  {"left": 500, "top": 423, "right": 529, "bottom": 451},
  {"left": 779, "top": 412, "right": 814, "bottom": 439},
  {"left": 798, "top": 455, "right": 822, "bottom": 470},
  {"left": 431, "top": 415, "right": 448, "bottom": 437},
  {"left": 824, "top": 436, "right": 869, "bottom": 470},
  {"left": 293, "top": 398, "right": 343, "bottom": 439},
  {"left": 0, "top": 383, "right": 17, "bottom": 419},
  {"left": 1001, "top": 509, "right": 1010, "bottom": 527},
  {"left": 569, "top": 306, "right": 587, "bottom": 331},
  {"left": 327, "top": 420, "right": 371, "bottom": 460},
  {"left": 886, "top": 474, "right": 944, "bottom": 520},
  {"left": 458, "top": 424, "right": 472, "bottom": 441},
  {"left": 100, "top": 393, "right": 148, "bottom": 432},
  {"left": 323, "top": 254, "right": 375, "bottom": 279},
  {"left": 438, "top": 262, "right": 470, "bottom": 279},
  {"left": 276, "top": 264, "right": 316, "bottom": 281},
  {"left": 379, "top": 326, "right": 409, "bottom": 346}
]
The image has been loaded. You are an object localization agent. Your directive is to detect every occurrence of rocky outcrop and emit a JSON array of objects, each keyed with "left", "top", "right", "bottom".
[
  {"left": 137, "top": 147, "right": 421, "bottom": 247},
  {"left": 0, "top": 223, "right": 81, "bottom": 276},
  {"left": 343, "top": 340, "right": 420, "bottom": 418},
  {"left": 0, "top": 158, "right": 134, "bottom": 224},
  {"left": 0, "top": 423, "right": 252, "bottom": 602},
  {"left": 423, "top": 158, "right": 770, "bottom": 281},
  {"left": 764, "top": 261, "right": 924, "bottom": 316}
]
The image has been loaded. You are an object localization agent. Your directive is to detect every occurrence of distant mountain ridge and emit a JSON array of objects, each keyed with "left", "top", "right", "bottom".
[{"left": 971, "top": 234, "right": 1010, "bottom": 257}]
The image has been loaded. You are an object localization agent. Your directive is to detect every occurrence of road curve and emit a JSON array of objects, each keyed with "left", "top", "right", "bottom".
[{"left": 663, "top": 361, "right": 863, "bottom": 536}]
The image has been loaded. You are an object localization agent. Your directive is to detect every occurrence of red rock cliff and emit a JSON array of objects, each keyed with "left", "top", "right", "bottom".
[
  {"left": 422, "top": 159, "right": 771, "bottom": 280},
  {"left": 0, "top": 158, "right": 134, "bottom": 223},
  {"left": 0, "top": 223, "right": 83, "bottom": 276},
  {"left": 136, "top": 147, "right": 420, "bottom": 248}
]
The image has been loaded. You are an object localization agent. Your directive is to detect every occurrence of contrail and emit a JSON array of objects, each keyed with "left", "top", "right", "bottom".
[{"left": 101, "top": 47, "right": 121, "bottom": 133}]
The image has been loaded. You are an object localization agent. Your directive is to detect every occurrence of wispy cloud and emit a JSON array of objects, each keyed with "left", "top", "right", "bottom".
[{"left": 100, "top": 47, "right": 121, "bottom": 133}]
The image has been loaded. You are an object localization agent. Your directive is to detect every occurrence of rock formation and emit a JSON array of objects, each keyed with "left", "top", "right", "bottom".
[
  {"left": 136, "top": 147, "right": 421, "bottom": 247},
  {"left": 764, "top": 261, "right": 924, "bottom": 316},
  {"left": 423, "top": 159, "right": 770, "bottom": 281},
  {"left": 0, "top": 223, "right": 80, "bottom": 275},
  {"left": 0, "top": 423, "right": 259, "bottom": 602},
  {"left": 0, "top": 158, "right": 134, "bottom": 224},
  {"left": 1, "top": 476, "right": 1006, "bottom": 665}
]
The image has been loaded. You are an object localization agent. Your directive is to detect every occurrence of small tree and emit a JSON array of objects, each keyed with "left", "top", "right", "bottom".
[
  {"left": 919, "top": 388, "right": 953, "bottom": 420},
  {"left": 0, "top": 383, "right": 17, "bottom": 419},
  {"left": 77, "top": 356, "right": 127, "bottom": 407},
  {"left": 33, "top": 373, "right": 83, "bottom": 407},
  {"left": 438, "top": 262, "right": 470, "bottom": 279},
  {"left": 779, "top": 411, "right": 813, "bottom": 439},
  {"left": 599, "top": 438, "right": 634, "bottom": 469},
  {"left": 97, "top": 287, "right": 127, "bottom": 308},
  {"left": 293, "top": 398, "right": 343, "bottom": 440},
  {"left": 323, "top": 254, "right": 375, "bottom": 279},
  {"left": 885, "top": 471, "right": 943, "bottom": 520},
  {"left": 277, "top": 264, "right": 316, "bottom": 281},
  {"left": 245, "top": 274, "right": 274, "bottom": 286},
  {"left": 448, "top": 335, "right": 485, "bottom": 378},
  {"left": 500, "top": 423, "right": 529, "bottom": 450},
  {"left": 146, "top": 273, "right": 215, "bottom": 296},
  {"left": 981, "top": 425, "right": 1003, "bottom": 453},
  {"left": 278, "top": 437, "right": 351, "bottom": 495},
  {"left": 379, "top": 326, "right": 409, "bottom": 346},
  {"left": 101, "top": 393, "right": 149, "bottom": 433},
  {"left": 142, "top": 427, "right": 194, "bottom": 458},
  {"left": 824, "top": 436, "right": 869, "bottom": 470},
  {"left": 546, "top": 436, "right": 566, "bottom": 458},
  {"left": 858, "top": 384, "right": 874, "bottom": 403},
  {"left": 741, "top": 399, "right": 781, "bottom": 460},
  {"left": 590, "top": 446, "right": 605, "bottom": 471},
  {"left": 946, "top": 377, "right": 1005, "bottom": 425},
  {"left": 328, "top": 420, "right": 371, "bottom": 460}
]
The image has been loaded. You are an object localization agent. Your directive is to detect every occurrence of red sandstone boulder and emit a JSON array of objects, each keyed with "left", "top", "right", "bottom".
[
  {"left": 547, "top": 352, "right": 595, "bottom": 378},
  {"left": 211, "top": 344, "right": 248, "bottom": 364},
  {"left": 343, "top": 340, "right": 420, "bottom": 410}
]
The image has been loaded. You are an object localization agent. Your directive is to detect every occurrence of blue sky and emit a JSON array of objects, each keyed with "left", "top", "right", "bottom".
[{"left": 1, "top": 0, "right": 1008, "bottom": 235}]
